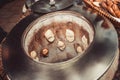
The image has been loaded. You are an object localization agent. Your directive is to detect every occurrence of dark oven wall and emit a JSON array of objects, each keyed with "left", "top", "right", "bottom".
[{"left": 0, "top": 27, "right": 7, "bottom": 43}]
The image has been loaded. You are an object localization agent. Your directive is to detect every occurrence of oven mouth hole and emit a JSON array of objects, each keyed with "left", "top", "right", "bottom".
[{"left": 22, "top": 11, "right": 94, "bottom": 64}]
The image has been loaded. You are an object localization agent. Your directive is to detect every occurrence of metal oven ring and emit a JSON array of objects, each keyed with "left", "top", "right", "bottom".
[{"left": 1, "top": 5, "right": 118, "bottom": 80}]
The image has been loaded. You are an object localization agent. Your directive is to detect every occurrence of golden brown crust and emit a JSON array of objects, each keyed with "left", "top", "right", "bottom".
[{"left": 84, "top": 0, "right": 120, "bottom": 18}]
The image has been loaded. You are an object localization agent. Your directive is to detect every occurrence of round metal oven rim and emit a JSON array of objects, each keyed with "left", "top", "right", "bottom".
[
  {"left": 22, "top": 11, "right": 94, "bottom": 65},
  {"left": 1, "top": 9, "right": 118, "bottom": 80}
]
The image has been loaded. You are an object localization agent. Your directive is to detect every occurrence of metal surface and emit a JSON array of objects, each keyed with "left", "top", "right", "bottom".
[
  {"left": 1, "top": 4, "right": 118, "bottom": 80},
  {"left": 30, "top": 0, "right": 75, "bottom": 13}
]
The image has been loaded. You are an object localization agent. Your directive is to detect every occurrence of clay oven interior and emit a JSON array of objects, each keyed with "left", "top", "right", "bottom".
[{"left": 22, "top": 11, "right": 94, "bottom": 63}]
